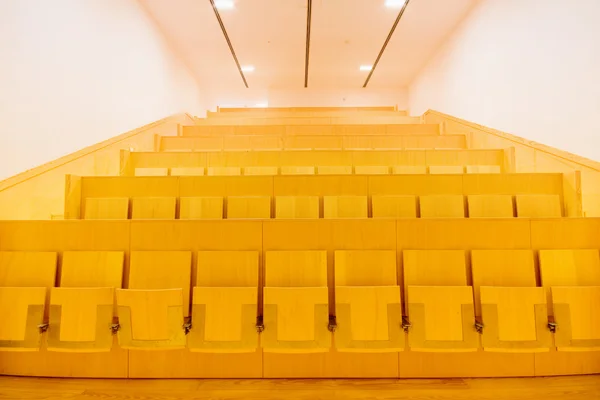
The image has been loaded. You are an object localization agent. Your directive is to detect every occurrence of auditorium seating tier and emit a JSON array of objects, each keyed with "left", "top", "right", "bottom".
[{"left": 0, "top": 106, "right": 596, "bottom": 379}]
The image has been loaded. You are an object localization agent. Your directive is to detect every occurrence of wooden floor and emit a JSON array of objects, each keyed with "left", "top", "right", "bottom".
[{"left": 0, "top": 375, "right": 599, "bottom": 400}]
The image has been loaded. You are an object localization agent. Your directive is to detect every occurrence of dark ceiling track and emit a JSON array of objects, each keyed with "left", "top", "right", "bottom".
[
  {"left": 362, "top": 0, "right": 411, "bottom": 88},
  {"left": 209, "top": 0, "right": 249, "bottom": 88},
  {"left": 304, "top": 0, "right": 313, "bottom": 88}
]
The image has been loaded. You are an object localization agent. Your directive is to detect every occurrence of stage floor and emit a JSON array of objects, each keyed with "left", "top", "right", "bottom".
[{"left": 1, "top": 375, "right": 599, "bottom": 399}]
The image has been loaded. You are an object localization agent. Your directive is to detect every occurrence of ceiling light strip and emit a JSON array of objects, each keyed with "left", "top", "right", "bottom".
[
  {"left": 304, "top": 0, "right": 313, "bottom": 88},
  {"left": 362, "top": 0, "right": 411, "bottom": 88},
  {"left": 209, "top": 0, "right": 249, "bottom": 88}
]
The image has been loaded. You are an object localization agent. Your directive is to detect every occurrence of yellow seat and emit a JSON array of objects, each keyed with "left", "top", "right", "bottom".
[
  {"left": 244, "top": 166, "right": 278, "bottom": 176},
  {"left": 170, "top": 167, "right": 205, "bottom": 176},
  {"left": 539, "top": 249, "right": 600, "bottom": 350},
  {"left": 372, "top": 196, "right": 417, "bottom": 218},
  {"left": 0, "top": 251, "right": 57, "bottom": 288},
  {"left": 0, "top": 287, "right": 47, "bottom": 350},
  {"left": 275, "top": 196, "right": 319, "bottom": 219},
  {"left": 207, "top": 167, "right": 242, "bottom": 176},
  {"left": 131, "top": 197, "right": 176, "bottom": 219},
  {"left": 46, "top": 251, "right": 124, "bottom": 352},
  {"left": 0, "top": 251, "right": 56, "bottom": 350},
  {"left": 551, "top": 286, "right": 600, "bottom": 350},
  {"left": 392, "top": 166, "right": 427, "bottom": 175},
  {"left": 420, "top": 195, "right": 465, "bottom": 218},
  {"left": 355, "top": 166, "right": 389, "bottom": 175},
  {"left": 334, "top": 250, "right": 403, "bottom": 352},
  {"left": 116, "top": 251, "right": 191, "bottom": 349},
  {"left": 134, "top": 168, "right": 168, "bottom": 177},
  {"left": 468, "top": 195, "right": 514, "bottom": 218},
  {"left": 403, "top": 250, "right": 477, "bottom": 351},
  {"left": 60, "top": 251, "right": 124, "bottom": 288},
  {"left": 180, "top": 197, "right": 223, "bottom": 219},
  {"left": 472, "top": 250, "right": 550, "bottom": 352},
  {"left": 188, "top": 251, "right": 259, "bottom": 352},
  {"left": 48, "top": 287, "right": 114, "bottom": 352},
  {"left": 429, "top": 166, "right": 464, "bottom": 174},
  {"left": 263, "top": 251, "right": 330, "bottom": 352},
  {"left": 323, "top": 196, "right": 368, "bottom": 218},
  {"left": 516, "top": 194, "right": 562, "bottom": 218},
  {"left": 84, "top": 197, "right": 129, "bottom": 220},
  {"left": 317, "top": 166, "right": 353, "bottom": 175},
  {"left": 280, "top": 166, "right": 315, "bottom": 175},
  {"left": 227, "top": 196, "right": 271, "bottom": 219},
  {"left": 466, "top": 165, "right": 501, "bottom": 174}
]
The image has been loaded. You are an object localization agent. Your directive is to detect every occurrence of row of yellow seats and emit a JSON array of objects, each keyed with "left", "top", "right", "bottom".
[
  {"left": 134, "top": 165, "right": 501, "bottom": 177},
  {"left": 1, "top": 249, "right": 598, "bottom": 353},
  {"left": 84, "top": 194, "right": 562, "bottom": 220}
]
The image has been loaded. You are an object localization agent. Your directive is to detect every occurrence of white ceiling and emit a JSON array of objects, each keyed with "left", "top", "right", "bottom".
[{"left": 139, "top": 0, "right": 478, "bottom": 91}]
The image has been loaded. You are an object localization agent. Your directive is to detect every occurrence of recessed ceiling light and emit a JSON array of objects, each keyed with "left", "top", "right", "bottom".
[
  {"left": 359, "top": 65, "right": 372, "bottom": 71},
  {"left": 385, "top": 0, "right": 407, "bottom": 8},
  {"left": 241, "top": 65, "right": 255, "bottom": 72},
  {"left": 215, "top": 0, "right": 234, "bottom": 10}
]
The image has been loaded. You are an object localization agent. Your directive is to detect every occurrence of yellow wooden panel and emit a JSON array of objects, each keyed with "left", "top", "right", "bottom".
[
  {"left": 81, "top": 176, "right": 179, "bottom": 199},
  {"left": 275, "top": 196, "right": 319, "bottom": 219},
  {"left": 335, "top": 286, "right": 403, "bottom": 351},
  {"left": 392, "top": 166, "right": 427, "bottom": 175},
  {"left": 116, "top": 288, "right": 186, "bottom": 349},
  {"left": 403, "top": 250, "right": 467, "bottom": 288},
  {"left": 372, "top": 195, "right": 417, "bottom": 218},
  {"left": 397, "top": 219, "right": 532, "bottom": 250},
  {"left": 223, "top": 135, "right": 282, "bottom": 151},
  {"left": 61, "top": 251, "right": 124, "bottom": 288},
  {"left": 283, "top": 136, "right": 343, "bottom": 150},
  {"left": 530, "top": 219, "right": 600, "bottom": 250},
  {"left": 552, "top": 286, "right": 600, "bottom": 350},
  {"left": 462, "top": 173, "right": 563, "bottom": 196},
  {"left": 539, "top": 250, "right": 600, "bottom": 287},
  {"left": 334, "top": 250, "right": 397, "bottom": 286},
  {"left": 207, "top": 167, "right": 241, "bottom": 176},
  {"left": 196, "top": 251, "right": 259, "bottom": 287},
  {"left": 180, "top": 175, "right": 273, "bottom": 198},
  {"left": 420, "top": 195, "right": 465, "bottom": 218},
  {"left": 131, "top": 197, "right": 176, "bottom": 219},
  {"left": 429, "top": 166, "right": 464, "bottom": 174},
  {"left": 275, "top": 176, "right": 368, "bottom": 196},
  {"left": 170, "top": 167, "right": 205, "bottom": 176},
  {"left": 262, "top": 287, "right": 330, "bottom": 352},
  {"left": 370, "top": 175, "right": 463, "bottom": 195},
  {"left": 323, "top": 196, "right": 368, "bottom": 218},
  {"left": 466, "top": 165, "right": 501, "bottom": 174},
  {"left": 516, "top": 195, "right": 562, "bottom": 218},
  {"left": 0, "top": 287, "right": 46, "bottom": 348},
  {"left": 244, "top": 166, "right": 279, "bottom": 176},
  {"left": 407, "top": 285, "right": 477, "bottom": 351},
  {"left": 227, "top": 196, "right": 271, "bottom": 219},
  {"left": 0, "top": 252, "right": 57, "bottom": 288},
  {"left": 84, "top": 198, "right": 129, "bottom": 220},
  {"left": 317, "top": 166, "right": 353, "bottom": 175},
  {"left": 468, "top": 195, "right": 514, "bottom": 218},
  {"left": 355, "top": 166, "right": 389, "bottom": 175},
  {"left": 265, "top": 250, "right": 327, "bottom": 287},
  {"left": 471, "top": 250, "right": 536, "bottom": 315},
  {"left": 129, "top": 251, "right": 192, "bottom": 316},
  {"left": 48, "top": 287, "right": 114, "bottom": 351},
  {"left": 480, "top": 286, "right": 551, "bottom": 352},
  {"left": 134, "top": 168, "right": 168, "bottom": 177},
  {"left": 180, "top": 197, "right": 223, "bottom": 219},
  {"left": 189, "top": 286, "right": 258, "bottom": 352},
  {"left": 280, "top": 166, "right": 315, "bottom": 175}
]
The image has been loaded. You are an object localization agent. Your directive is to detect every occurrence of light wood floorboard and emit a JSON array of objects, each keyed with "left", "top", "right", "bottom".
[{"left": 0, "top": 375, "right": 599, "bottom": 400}]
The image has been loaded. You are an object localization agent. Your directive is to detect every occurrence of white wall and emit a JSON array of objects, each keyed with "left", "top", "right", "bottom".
[
  {"left": 409, "top": 0, "right": 600, "bottom": 161},
  {"left": 0, "top": 0, "right": 203, "bottom": 180}
]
